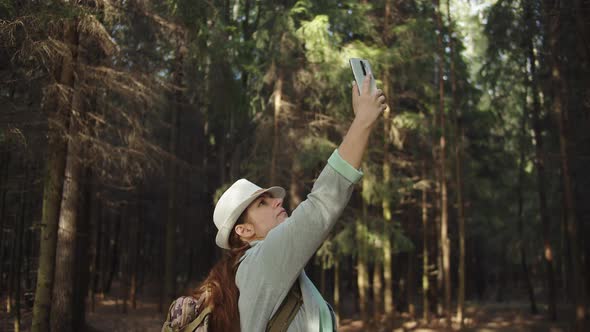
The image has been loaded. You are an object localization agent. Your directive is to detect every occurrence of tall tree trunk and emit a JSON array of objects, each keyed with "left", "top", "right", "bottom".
[
  {"left": 407, "top": 219, "right": 417, "bottom": 318},
  {"left": 164, "top": 104, "right": 179, "bottom": 307},
  {"left": 97, "top": 211, "right": 107, "bottom": 299},
  {"left": 334, "top": 259, "right": 340, "bottom": 325},
  {"left": 544, "top": 0, "right": 586, "bottom": 328},
  {"left": 121, "top": 207, "right": 129, "bottom": 314},
  {"left": 270, "top": 62, "right": 283, "bottom": 185},
  {"left": 381, "top": 1, "right": 395, "bottom": 326},
  {"left": 525, "top": 0, "right": 557, "bottom": 320},
  {"left": 356, "top": 225, "right": 369, "bottom": 325},
  {"left": 560, "top": 192, "right": 572, "bottom": 302},
  {"left": 518, "top": 68, "right": 538, "bottom": 315},
  {"left": 13, "top": 172, "right": 27, "bottom": 332},
  {"left": 136, "top": 182, "right": 147, "bottom": 296},
  {"left": 164, "top": 33, "right": 186, "bottom": 308},
  {"left": 129, "top": 194, "right": 140, "bottom": 310},
  {"left": 50, "top": 86, "right": 85, "bottom": 332},
  {"left": 73, "top": 167, "right": 92, "bottom": 330},
  {"left": 421, "top": 162, "right": 430, "bottom": 321},
  {"left": 104, "top": 213, "right": 121, "bottom": 294},
  {"left": 31, "top": 18, "right": 75, "bottom": 332},
  {"left": 47, "top": 16, "right": 84, "bottom": 332},
  {"left": 90, "top": 198, "right": 103, "bottom": 312},
  {"left": 0, "top": 151, "right": 10, "bottom": 299},
  {"left": 99, "top": 213, "right": 109, "bottom": 295},
  {"left": 382, "top": 110, "right": 395, "bottom": 326},
  {"left": 289, "top": 155, "right": 302, "bottom": 211},
  {"left": 357, "top": 175, "right": 370, "bottom": 325},
  {"left": 446, "top": 0, "right": 466, "bottom": 326},
  {"left": 7, "top": 197, "right": 16, "bottom": 314},
  {"left": 372, "top": 261, "right": 383, "bottom": 322},
  {"left": 433, "top": 136, "right": 443, "bottom": 317},
  {"left": 434, "top": 0, "right": 451, "bottom": 323}
]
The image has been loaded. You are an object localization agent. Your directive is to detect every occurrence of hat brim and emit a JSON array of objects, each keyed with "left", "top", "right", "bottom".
[{"left": 215, "top": 186, "right": 285, "bottom": 249}]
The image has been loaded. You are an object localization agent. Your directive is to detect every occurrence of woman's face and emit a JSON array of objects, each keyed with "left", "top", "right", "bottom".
[{"left": 235, "top": 193, "right": 289, "bottom": 241}]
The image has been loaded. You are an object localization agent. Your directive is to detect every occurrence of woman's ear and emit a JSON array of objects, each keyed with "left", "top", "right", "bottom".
[{"left": 234, "top": 223, "right": 255, "bottom": 239}]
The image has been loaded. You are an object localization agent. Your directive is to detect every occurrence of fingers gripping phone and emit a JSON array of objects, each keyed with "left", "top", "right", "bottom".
[{"left": 349, "top": 58, "right": 377, "bottom": 95}]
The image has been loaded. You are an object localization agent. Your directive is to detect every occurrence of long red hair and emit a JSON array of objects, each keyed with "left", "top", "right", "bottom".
[{"left": 193, "top": 214, "right": 250, "bottom": 332}]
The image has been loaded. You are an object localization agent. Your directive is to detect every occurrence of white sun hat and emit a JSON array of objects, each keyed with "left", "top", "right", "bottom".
[{"left": 214, "top": 179, "right": 286, "bottom": 249}]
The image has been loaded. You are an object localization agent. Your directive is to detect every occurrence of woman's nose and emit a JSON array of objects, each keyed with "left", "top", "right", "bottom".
[{"left": 273, "top": 197, "right": 283, "bottom": 207}]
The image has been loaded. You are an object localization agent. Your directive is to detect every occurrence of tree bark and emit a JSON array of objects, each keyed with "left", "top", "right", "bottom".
[
  {"left": 90, "top": 198, "right": 103, "bottom": 312},
  {"left": 372, "top": 261, "right": 383, "bottom": 321},
  {"left": 270, "top": 62, "right": 283, "bottom": 185},
  {"left": 382, "top": 108, "right": 395, "bottom": 326},
  {"left": 73, "top": 167, "right": 92, "bottom": 330},
  {"left": 434, "top": 173, "right": 443, "bottom": 316},
  {"left": 164, "top": 111, "right": 179, "bottom": 306},
  {"left": 357, "top": 175, "right": 370, "bottom": 325},
  {"left": 164, "top": 33, "right": 186, "bottom": 308},
  {"left": 356, "top": 224, "right": 369, "bottom": 325},
  {"left": 289, "top": 157, "right": 303, "bottom": 211},
  {"left": 121, "top": 207, "right": 129, "bottom": 314},
  {"left": 421, "top": 162, "right": 430, "bottom": 322},
  {"left": 31, "top": 18, "right": 76, "bottom": 332},
  {"left": 7, "top": 198, "right": 16, "bottom": 314},
  {"left": 544, "top": 0, "right": 586, "bottom": 327},
  {"left": 525, "top": 0, "right": 557, "bottom": 320},
  {"left": 518, "top": 66, "right": 538, "bottom": 315},
  {"left": 433, "top": 134, "right": 443, "bottom": 317},
  {"left": 104, "top": 213, "right": 121, "bottom": 294},
  {"left": 129, "top": 195, "right": 140, "bottom": 310},
  {"left": 0, "top": 151, "right": 10, "bottom": 298},
  {"left": 407, "top": 220, "right": 417, "bottom": 319},
  {"left": 13, "top": 171, "right": 27, "bottom": 332},
  {"left": 446, "top": 0, "right": 466, "bottom": 326},
  {"left": 334, "top": 259, "right": 340, "bottom": 325},
  {"left": 381, "top": 1, "right": 395, "bottom": 325},
  {"left": 434, "top": 0, "right": 451, "bottom": 323},
  {"left": 50, "top": 83, "right": 85, "bottom": 332}
]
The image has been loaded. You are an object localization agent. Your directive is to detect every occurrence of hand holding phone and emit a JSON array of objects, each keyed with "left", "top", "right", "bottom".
[
  {"left": 350, "top": 66, "right": 386, "bottom": 130},
  {"left": 349, "top": 58, "right": 377, "bottom": 95}
]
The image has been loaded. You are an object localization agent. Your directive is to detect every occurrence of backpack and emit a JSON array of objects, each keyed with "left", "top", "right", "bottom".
[{"left": 161, "top": 281, "right": 302, "bottom": 332}]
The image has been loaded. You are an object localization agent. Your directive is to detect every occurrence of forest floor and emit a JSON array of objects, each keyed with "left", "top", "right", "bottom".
[
  {"left": 1, "top": 293, "right": 576, "bottom": 332},
  {"left": 338, "top": 303, "right": 573, "bottom": 332}
]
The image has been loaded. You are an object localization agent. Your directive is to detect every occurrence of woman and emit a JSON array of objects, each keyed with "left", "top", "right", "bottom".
[{"left": 199, "top": 74, "right": 385, "bottom": 332}]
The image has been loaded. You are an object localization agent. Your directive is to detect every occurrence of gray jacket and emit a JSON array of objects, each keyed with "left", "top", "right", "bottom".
[{"left": 235, "top": 150, "right": 363, "bottom": 332}]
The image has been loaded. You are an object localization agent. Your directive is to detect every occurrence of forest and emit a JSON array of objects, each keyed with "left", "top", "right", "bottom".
[{"left": 0, "top": 0, "right": 589, "bottom": 331}]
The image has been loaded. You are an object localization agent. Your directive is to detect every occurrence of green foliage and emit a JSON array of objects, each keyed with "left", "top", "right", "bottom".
[
  {"left": 333, "top": 222, "right": 355, "bottom": 256},
  {"left": 317, "top": 214, "right": 414, "bottom": 269},
  {"left": 295, "top": 15, "right": 338, "bottom": 64},
  {"left": 297, "top": 136, "right": 336, "bottom": 172},
  {"left": 370, "top": 217, "right": 415, "bottom": 255},
  {"left": 315, "top": 239, "right": 335, "bottom": 269},
  {"left": 393, "top": 111, "right": 427, "bottom": 134}
]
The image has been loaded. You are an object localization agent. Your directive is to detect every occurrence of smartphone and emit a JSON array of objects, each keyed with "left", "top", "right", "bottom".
[{"left": 349, "top": 58, "right": 377, "bottom": 95}]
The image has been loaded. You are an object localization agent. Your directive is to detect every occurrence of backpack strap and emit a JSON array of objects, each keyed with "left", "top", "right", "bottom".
[
  {"left": 180, "top": 305, "right": 212, "bottom": 332},
  {"left": 266, "top": 281, "right": 303, "bottom": 332}
]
